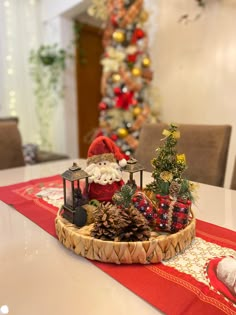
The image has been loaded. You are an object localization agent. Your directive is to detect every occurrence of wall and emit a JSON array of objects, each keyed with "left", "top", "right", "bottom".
[
  {"left": 40, "top": 0, "right": 90, "bottom": 158},
  {"left": 147, "top": 0, "right": 236, "bottom": 187},
  {"left": 40, "top": 0, "right": 87, "bottom": 21}
]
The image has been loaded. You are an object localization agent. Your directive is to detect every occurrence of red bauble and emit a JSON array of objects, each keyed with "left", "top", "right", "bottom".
[
  {"left": 136, "top": 28, "right": 145, "bottom": 39},
  {"left": 114, "top": 87, "right": 122, "bottom": 95},
  {"left": 110, "top": 134, "right": 118, "bottom": 141},
  {"left": 131, "top": 98, "right": 138, "bottom": 106},
  {"left": 110, "top": 15, "right": 118, "bottom": 26},
  {"left": 131, "top": 28, "right": 145, "bottom": 43},
  {"left": 98, "top": 102, "right": 108, "bottom": 111},
  {"left": 127, "top": 54, "right": 137, "bottom": 63}
]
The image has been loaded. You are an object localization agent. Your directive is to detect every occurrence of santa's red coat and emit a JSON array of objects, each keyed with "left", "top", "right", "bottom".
[{"left": 88, "top": 180, "right": 124, "bottom": 202}]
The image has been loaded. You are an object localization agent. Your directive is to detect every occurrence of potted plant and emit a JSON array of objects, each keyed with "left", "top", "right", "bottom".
[{"left": 29, "top": 44, "right": 71, "bottom": 150}]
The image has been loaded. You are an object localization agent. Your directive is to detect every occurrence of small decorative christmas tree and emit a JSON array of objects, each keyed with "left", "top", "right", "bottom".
[
  {"left": 145, "top": 124, "right": 197, "bottom": 233},
  {"left": 146, "top": 123, "right": 195, "bottom": 202}
]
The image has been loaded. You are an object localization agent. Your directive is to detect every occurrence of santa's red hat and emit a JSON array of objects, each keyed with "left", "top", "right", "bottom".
[{"left": 87, "top": 136, "right": 127, "bottom": 167}]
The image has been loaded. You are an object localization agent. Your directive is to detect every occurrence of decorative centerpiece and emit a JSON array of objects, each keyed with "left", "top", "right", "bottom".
[{"left": 55, "top": 125, "right": 197, "bottom": 264}]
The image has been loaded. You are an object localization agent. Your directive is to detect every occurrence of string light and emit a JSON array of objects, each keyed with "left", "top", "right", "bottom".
[
  {"left": 3, "top": 0, "right": 17, "bottom": 115},
  {"left": 2, "top": 0, "right": 39, "bottom": 143}
]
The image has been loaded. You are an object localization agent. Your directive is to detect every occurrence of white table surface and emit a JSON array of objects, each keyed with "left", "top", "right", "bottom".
[{"left": 0, "top": 159, "right": 235, "bottom": 315}]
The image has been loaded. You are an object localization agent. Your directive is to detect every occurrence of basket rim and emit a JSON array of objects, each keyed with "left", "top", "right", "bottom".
[{"left": 56, "top": 206, "right": 196, "bottom": 245}]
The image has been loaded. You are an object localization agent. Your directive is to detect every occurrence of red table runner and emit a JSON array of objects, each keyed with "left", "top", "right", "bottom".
[{"left": 0, "top": 175, "right": 235, "bottom": 315}]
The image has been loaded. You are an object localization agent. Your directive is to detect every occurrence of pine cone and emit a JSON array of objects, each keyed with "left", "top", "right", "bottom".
[
  {"left": 116, "top": 206, "right": 151, "bottom": 242},
  {"left": 169, "top": 181, "right": 181, "bottom": 198},
  {"left": 91, "top": 202, "right": 126, "bottom": 241}
]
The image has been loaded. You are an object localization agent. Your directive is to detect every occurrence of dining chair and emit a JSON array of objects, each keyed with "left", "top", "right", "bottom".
[
  {"left": 134, "top": 122, "right": 232, "bottom": 187},
  {"left": 230, "top": 158, "right": 236, "bottom": 190},
  {"left": 0, "top": 117, "right": 25, "bottom": 170}
]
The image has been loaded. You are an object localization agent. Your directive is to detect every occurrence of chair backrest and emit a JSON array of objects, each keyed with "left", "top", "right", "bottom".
[
  {"left": 230, "top": 158, "right": 236, "bottom": 190},
  {"left": 134, "top": 123, "right": 232, "bottom": 187},
  {"left": 0, "top": 117, "right": 25, "bottom": 170}
]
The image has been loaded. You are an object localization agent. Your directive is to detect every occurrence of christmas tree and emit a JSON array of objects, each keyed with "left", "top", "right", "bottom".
[
  {"left": 88, "top": 0, "right": 153, "bottom": 157},
  {"left": 146, "top": 124, "right": 196, "bottom": 202}
]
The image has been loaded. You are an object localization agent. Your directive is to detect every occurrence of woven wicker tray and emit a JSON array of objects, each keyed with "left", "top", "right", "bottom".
[{"left": 55, "top": 208, "right": 196, "bottom": 264}]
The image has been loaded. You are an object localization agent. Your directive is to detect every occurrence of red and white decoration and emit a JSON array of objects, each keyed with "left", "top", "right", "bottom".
[{"left": 85, "top": 136, "right": 127, "bottom": 202}]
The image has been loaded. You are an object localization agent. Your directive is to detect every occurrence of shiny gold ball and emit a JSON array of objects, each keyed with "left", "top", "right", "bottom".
[
  {"left": 142, "top": 57, "right": 151, "bottom": 67},
  {"left": 112, "top": 30, "right": 125, "bottom": 43},
  {"left": 117, "top": 128, "right": 128, "bottom": 138},
  {"left": 140, "top": 10, "right": 149, "bottom": 22},
  {"left": 133, "top": 107, "right": 142, "bottom": 117},
  {"left": 132, "top": 67, "right": 141, "bottom": 77},
  {"left": 112, "top": 73, "right": 121, "bottom": 82}
]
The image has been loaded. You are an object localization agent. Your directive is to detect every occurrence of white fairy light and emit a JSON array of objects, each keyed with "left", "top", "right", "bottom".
[
  {"left": 29, "top": 0, "right": 36, "bottom": 6},
  {"left": 7, "top": 68, "right": 13, "bottom": 75},
  {"left": 10, "top": 109, "right": 17, "bottom": 116},
  {"left": 4, "top": 1, "right": 10, "bottom": 8},
  {"left": 0, "top": 305, "right": 9, "bottom": 314}
]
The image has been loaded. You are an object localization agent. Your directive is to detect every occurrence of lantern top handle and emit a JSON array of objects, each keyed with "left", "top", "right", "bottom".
[
  {"left": 61, "top": 162, "right": 90, "bottom": 181},
  {"left": 69, "top": 162, "right": 81, "bottom": 171},
  {"left": 127, "top": 157, "right": 137, "bottom": 165}
]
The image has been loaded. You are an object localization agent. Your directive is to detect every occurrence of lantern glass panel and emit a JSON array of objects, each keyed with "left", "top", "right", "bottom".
[
  {"left": 65, "top": 181, "right": 73, "bottom": 207},
  {"left": 74, "top": 181, "right": 80, "bottom": 205}
]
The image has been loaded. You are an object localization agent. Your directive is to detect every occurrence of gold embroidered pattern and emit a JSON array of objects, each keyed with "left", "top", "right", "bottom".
[{"left": 163, "top": 237, "right": 236, "bottom": 286}]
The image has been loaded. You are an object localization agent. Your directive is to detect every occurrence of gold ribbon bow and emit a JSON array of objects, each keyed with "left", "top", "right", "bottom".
[
  {"left": 162, "top": 129, "right": 180, "bottom": 139},
  {"left": 176, "top": 154, "right": 186, "bottom": 164}
]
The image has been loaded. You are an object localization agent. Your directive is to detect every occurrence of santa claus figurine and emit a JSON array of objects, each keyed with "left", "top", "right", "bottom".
[{"left": 85, "top": 136, "right": 127, "bottom": 202}]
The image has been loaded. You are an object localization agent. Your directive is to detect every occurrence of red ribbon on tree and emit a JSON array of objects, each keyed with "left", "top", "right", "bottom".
[{"left": 115, "top": 90, "right": 134, "bottom": 110}]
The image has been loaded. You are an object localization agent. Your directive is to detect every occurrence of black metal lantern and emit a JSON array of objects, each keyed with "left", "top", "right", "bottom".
[
  {"left": 61, "top": 162, "right": 89, "bottom": 226},
  {"left": 122, "top": 157, "right": 145, "bottom": 190}
]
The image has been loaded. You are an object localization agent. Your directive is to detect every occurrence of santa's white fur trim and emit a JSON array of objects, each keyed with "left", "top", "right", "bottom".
[{"left": 119, "top": 158, "right": 127, "bottom": 167}]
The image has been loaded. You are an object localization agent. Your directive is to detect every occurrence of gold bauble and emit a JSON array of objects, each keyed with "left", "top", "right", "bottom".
[
  {"left": 140, "top": 10, "right": 149, "bottom": 22},
  {"left": 133, "top": 107, "right": 142, "bottom": 117},
  {"left": 142, "top": 57, "right": 151, "bottom": 67},
  {"left": 112, "top": 30, "right": 125, "bottom": 43},
  {"left": 132, "top": 67, "right": 141, "bottom": 77},
  {"left": 112, "top": 73, "right": 121, "bottom": 82},
  {"left": 117, "top": 128, "right": 128, "bottom": 138}
]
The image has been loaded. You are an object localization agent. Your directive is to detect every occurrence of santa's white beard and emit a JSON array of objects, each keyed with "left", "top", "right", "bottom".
[{"left": 85, "top": 161, "right": 123, "bottom": 185}]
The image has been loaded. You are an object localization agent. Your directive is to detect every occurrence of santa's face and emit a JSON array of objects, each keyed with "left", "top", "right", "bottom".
[{"left": 85, "top": 160, "right": 123, "bottom": 185}]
